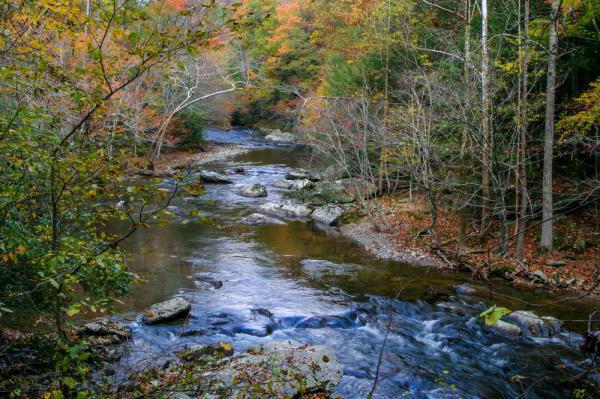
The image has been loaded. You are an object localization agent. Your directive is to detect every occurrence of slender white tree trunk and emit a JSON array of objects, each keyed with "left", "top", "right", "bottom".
[
  {"left": 515, "top": 0, "right": 530, "bottom": 259},
  {"left": 480, "top": 0, "right": 491, "bottom": 231},
  {"left": 540, "top": 0, "right": 559, "bottom": 250}
]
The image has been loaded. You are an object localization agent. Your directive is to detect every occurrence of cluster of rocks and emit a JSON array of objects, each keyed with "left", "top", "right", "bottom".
[
  {"left": 165, "top": 339, "right": 342, "bottom": 398},
  {"left": 238, "top": 168, "right": 378, "bottom": 228}
]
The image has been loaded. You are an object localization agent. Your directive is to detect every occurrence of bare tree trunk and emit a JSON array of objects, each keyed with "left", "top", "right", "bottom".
[
  {"left": 458, "top": 0, "right": 471, "bottom": 248},
  {"left": 480, "top": 0, "right": 491, "bottom": 233},
  {"left": 515, "top": 0, "right": 529, "bottom": 259},
  {"left": 540, "top": 0, "right": 559, "bottom": 250}
]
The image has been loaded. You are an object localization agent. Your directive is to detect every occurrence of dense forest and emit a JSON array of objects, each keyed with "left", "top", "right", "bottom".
[{"left": 1, "top": 0, "right": 600, "bottom": 398}]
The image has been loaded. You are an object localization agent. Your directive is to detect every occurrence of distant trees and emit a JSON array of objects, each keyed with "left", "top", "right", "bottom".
[
  {"left": 0, "top": 0, "right": 226, "bottom": 332},
  {"left": 231, "top": 0, "right": 600, "bottom": 258}
]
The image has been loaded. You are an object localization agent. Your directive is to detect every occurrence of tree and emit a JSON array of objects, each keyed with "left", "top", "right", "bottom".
[
  {"left": 480, "top": 0, "right": 491, "bottom": 233},
  {"left": 540, "top": 0, "right": 560, "bottom": 250}
]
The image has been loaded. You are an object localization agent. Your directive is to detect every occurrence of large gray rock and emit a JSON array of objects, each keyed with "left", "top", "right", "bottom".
[
  {"left": 198, "top": 170, "right": 233, "bottom": 184},
  {"left": 259, "top": 202, "right": 313, "bottom": 219},
  {"left": 237, "top": 183, "right": 268, "bottom": 198},
  {"left": 242, "top": 212, "right": 286, "bottom": 225},
  {"left": 310, "top": 205, "right": 345, "bottom": 226},
  {"left": 143, "top": 297, "right": 191, "bottom": 325},
  {"left": 198, "top": 340, "right": 342, "bottom": 398},
  {"left": 505, "top": 310, "right": 562, "bottom": 337}
]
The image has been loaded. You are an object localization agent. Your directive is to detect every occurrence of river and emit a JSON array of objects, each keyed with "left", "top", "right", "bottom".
[{"left": 109, "top": 128, "right": 595, "bottom": 398}]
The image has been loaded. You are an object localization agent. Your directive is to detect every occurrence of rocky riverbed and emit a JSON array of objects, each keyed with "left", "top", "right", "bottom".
[{"left": 101, "top": 128, "right": 597, "bottom": 399}]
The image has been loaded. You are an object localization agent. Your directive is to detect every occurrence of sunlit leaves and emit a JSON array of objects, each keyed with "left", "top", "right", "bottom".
[{"left": 480, "top": 305, "right": 512, "bottom": 326}]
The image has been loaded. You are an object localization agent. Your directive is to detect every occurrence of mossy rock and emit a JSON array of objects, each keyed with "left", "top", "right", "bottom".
[
  {"left": 287, "top": 181, "right": 355, "bottom": 205},
  {"left": 491, "top": 263, "right": 515, "bottom": 277}
]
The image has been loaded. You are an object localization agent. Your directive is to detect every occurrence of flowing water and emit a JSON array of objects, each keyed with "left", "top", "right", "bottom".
[{"left": 110, "top": 129, "right": 595, "bottom": 398}]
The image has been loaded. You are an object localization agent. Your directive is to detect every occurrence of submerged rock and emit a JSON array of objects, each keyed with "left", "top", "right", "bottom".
[
  {"left": 259, "top": 202, "right": 313, "bottom": 219},
  {"left": 491, "top": 320, "right": 522, "bottom": 338},
  {"left": 310, "top": 205, "right": 345, "bottom": 226},
  {"left": 242, "top": 212, "right": 286, "bottom": 225},
  {"left": 198, "top": 170, "right": 233, "bottom": 184},
  {"left": 142, "top": 297, "right": 191, "bottom": 325},
  {"left": 505, "top": 310, "right": 563, "bottom": 337},
  {"left": 455, "top": 283, "right": 477, "bottom": 296},
  {"left": 237, "top": 183, "right": 268, "bottom": 198},
  {"left": 200, "top": 340, "right": 342, "bottom": 398},
  {"left": 192, "top": 273, "right": 223, "bottom": 289}
]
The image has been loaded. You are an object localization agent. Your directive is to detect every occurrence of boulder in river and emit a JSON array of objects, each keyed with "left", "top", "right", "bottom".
[
  {"left": 455, "top": 283, "right": 477, "bottom": 296},
  {"left": 242, "top": 212, "right": 286, "bottom": 225},
  {"left": 237, "top": 183, "right": 268, "bottom": 198},
  {"left": 504, "top": 310, "right": 563, "bottom": 337},
  {"left": 200, "top": 340, "right": 342, "bottom": 398},
  {"left": 197, "top": 170, "right": 233, "bottom": 184},
  {"left": 259, "top": 202, "right": 313, "bottom": 219},
  {"left": 142, "top": 297, "right": 191, "bottom": 325},
  {"left": 310, "top": 205, "right": 345, "bottom": 226}
]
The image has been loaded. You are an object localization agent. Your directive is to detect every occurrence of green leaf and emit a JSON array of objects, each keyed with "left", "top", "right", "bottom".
[
  {"left": 479, "top": 305, "right": 511, "bottom": 326},
  {"left": 66, "top": 303, "right": 81, "bottom": 317}
]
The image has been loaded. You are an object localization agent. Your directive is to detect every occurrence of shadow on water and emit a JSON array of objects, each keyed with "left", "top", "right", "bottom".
[{"left": 101, "top": 129, "right": 596, "bottom": 398}]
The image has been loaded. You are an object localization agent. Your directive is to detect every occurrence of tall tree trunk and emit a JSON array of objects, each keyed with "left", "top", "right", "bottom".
[
  {"left": 480, "top": 0, "right": 491, "bottom": 233},
  {"left": 515, "top": 0, "right": 530, "bottom": 259},
  {"left": 540, "top": 0, "right": 559, "bottom": 250},
  {"left": 458, "top": 0, "right": 471, "bottom": 248}
]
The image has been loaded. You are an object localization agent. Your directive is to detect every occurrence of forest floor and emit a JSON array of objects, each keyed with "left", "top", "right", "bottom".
[{"left": 342, "top": 191, "right": 600, "bottom": 297}]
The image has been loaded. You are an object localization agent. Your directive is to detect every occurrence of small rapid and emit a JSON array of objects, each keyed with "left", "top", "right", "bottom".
[{"left": 111, "top": 129, "right": 593, "bottom": 398}]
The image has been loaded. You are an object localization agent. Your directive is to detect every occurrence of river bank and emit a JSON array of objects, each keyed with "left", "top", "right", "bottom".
[{"left": 148, "top": 137, "right": 598, "bottom": 298}]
